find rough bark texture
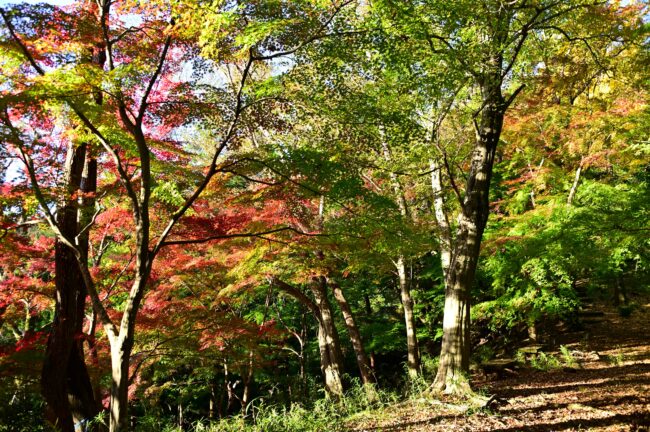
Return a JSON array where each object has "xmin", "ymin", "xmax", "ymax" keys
[
  {"xmin": 41, "ymin": 144, "xmax": 99, "ymax": 431},
  {"xmin": 317, "ymin": 323, "xmax": 344, "ymax": 397},
  {"xmin": 311, "ymin": 277, "xmax": 345, "ymax": 397},
  {"xmin": 433, "ymin": 73, "xmax": 505, "ymax": 393}
]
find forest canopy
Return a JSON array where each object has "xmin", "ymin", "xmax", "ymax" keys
[{"xmin": 0, "ymin": 0, "xmax": 648, "ymax": 431}]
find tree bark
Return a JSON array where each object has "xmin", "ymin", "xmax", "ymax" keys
[
  {"xmin": 271, "ymin": 277, "xmax": 344, "ymax": 397},
  {"xmin": 109, "ymin": 340, "xmax": 131, "ymax": 432},
  {"xmin": 397, "ymin": 256, "xmax": 420, "ymax": 378},
  {"xmin": 107, "ymin": 273, "xmax": 148, "ymax": 432},
  {"xmin": 329, "ymin": 279, "xmax": 375, "ymax": 386},
  {"xmin": 41, "ymin": 143, "xmax": 99, "ymax": 432},
  {"xmin": 430, "ymin": 159, "xmax": 452, "ymax": 279},
  {"xmin": 242, "ymin": 350, "xmax": 254, "ymax": 408},
  {"xmin": 316, "ymin": 322, "xmax": 344, "ymax": 397},
  {"xmin": 567, "ymin": 158, "xmax": 584, "ymax": 206},
  {"xmin": 363, "ymin": 294, "xmax": 376, "ymax": 369},
  {"xmin": 433, "ymin": 74, "xmax": 505, "ymax": 394},
  {"xmin": 381, "ymin": 141, "xmax": 421, "ymax": 377},
  {"xmin": 310, "ymin": 276, "xmax": 345, "ymax": 397}
]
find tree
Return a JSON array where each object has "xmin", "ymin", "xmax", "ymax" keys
[{"xmin": 370, "ymin": 0, "xmax": 637, "ymax": 393}]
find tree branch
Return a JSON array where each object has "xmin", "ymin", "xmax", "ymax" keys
[
  {"xmin": 151, "ymin": 50, "xmax": 255, "ymax": 258},
  {"xmin": 160, "ymin": 226, "xmax": 323, "ymax": 247},
  {"xmin": 137, "ymin": 34, "xmax": 172, "ymax": 124}
]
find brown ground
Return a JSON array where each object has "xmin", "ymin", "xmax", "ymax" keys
[{"xmin": 349, "ymin": 298, "xmax": 650, "ymax": 432}]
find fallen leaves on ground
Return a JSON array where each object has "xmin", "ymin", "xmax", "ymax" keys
[{"xmin": 349, "ymin": 298, "xmax": 650, "ymax": 431}]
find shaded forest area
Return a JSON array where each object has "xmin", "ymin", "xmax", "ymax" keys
[{"xmin": 0, "ymin": 0, "xmax": 648, "ymax": 431}]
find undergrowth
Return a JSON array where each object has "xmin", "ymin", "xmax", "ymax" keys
[{"xmin": 136, "ymin": 379, "xmax": 398, "ymax": 432}]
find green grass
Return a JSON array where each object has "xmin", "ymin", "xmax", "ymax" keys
[{"xmin": 140, "ymin": 380, "xmax": 399, "ymax": 432}]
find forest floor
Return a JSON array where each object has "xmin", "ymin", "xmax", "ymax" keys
[{"xmin": 348, "ymin": 297, "xmax": 650, "ymax": 432}]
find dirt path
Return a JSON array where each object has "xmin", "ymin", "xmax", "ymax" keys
[{"xmin": 350, "ymin": 299, "xmax": 650, "ymax": 432}]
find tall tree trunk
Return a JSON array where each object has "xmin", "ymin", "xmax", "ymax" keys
[
  {"xmin": 107, "ymin": 271, "xmax": 148, "ymax": 432},
  {"xmin": 363, "ymin": 294, "xmax": 376, "ymax": 369},
  {"xmin": 614, "ymin": 274, "xmax": 627, "ymax": 306},
  {"xmin": 430, "ymin": 159, "xmax": 452, "ymax": 279},
  {"xmin": 433, "ymin": 76, "xmax": 505, "ymax": 394},
  {"xmin": 209, "ymin": 383, "xmax": 217, "ymax": 420},
  {"xmin": 397, "ymin": 256, "xmax": 420, "ymax": 378},
  {"xmin": 42, "ymin": 143, "xmax": 99, "ymax": 431},
  {"xmin": 381, "ymin": 141, "xmax": 421, "ymax": 377},
  {"xmin": 329, "ymin": 279, "xmax": 375, "ymax": 386}
]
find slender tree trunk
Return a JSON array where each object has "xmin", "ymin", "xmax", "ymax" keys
[
  {"xmin": 433, "ymin": 76, "xmax": 505, "ymax": 394},
  {"xmin": 209, "ymin": 383, "xmax": 217, "ymax": 420},
  {"xmin": 397, "ymin": 257, "xmax": 420, "ymax": 378},
  {"xmin": 614, "ymin": 274, "xmax": 627, "ymax": 306},
  {"xmin": 242, "ymin": 351, "xmax": 254, "ymax": 408},
  {"xmin": 363, "ymin": 294, "xmax": 377, "ymax": 369},
  {"xmin": 329, "ymin": 280, "xmax": 375, "ymax": 386},
  {"xmin": 430, "ymin": 159, "xmax": 452, "ymax": 279},
  {"xmin": 300, "ymin": 313, "xmax": 307, "ymax": 382},
  {"xmin": 224, "ymin": 361, "xmax": 234, "ymax": 413},
  {"xmin": 381, "ymin": 142, "xmax": 421, "ymax": 377},
  {"xmin": 567, "ymin": 158, "xmax": 584, "ymax": 206}
]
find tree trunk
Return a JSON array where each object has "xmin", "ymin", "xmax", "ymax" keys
[
  {"xmin": 433, "ymin": 77, "xmax": 505, "ymax": 394},
  {"xmin": 430, "ymin": 159, "xmax": 452, "ymax": 279},
  {"xmin": 363, "ymin": 294, "xmax": 376, "ymax": 369},
  {"xmin": 329, "ymin": 280, "xmax": 375, "ymax": 386},
  {"xmin": 271, "ymin": 277, "xmax": 344, "ymax": 397},
  {"xmin": 242, "ymin": 351, "xmax": 254, "ymax": 408},
  {"xmin": 317, "ymin": 323, "xmax": 344, "ymax": 397},
  {"xmin": 42, "ymin": 143, "xmax": 99, "ymax": 432},
  {"xmin": 109, "ymin": 341, "xmax": 131, "ymax": 432},
  {"xmin": 567, "ymin": 158, "xmax": 583, "ymax": 206},
  {"xmin": 310, "ymin": 277, "xmax": 345, "ymax": 397},
  {"xmin": 209, "ymin": 383, "xmax": 217, "ymax": 420},
  {"xmin": 397, "ymin": 256, "xmax": 420, "ymax": 378},
  {"xmin": 614, "ymin": 274, "xmax": 627, "ymax": 306},
  {"xmin": 381, "ymin": 142, "xmax": 421, "ymax": 378}
]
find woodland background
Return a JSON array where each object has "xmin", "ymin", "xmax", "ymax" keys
[{"xmin": 0, "ymin": 0, "xmax": 648, "ymax": 431}]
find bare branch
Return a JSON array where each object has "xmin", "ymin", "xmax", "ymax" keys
[
  {"xmin": 251, "ymin": 0, "xmax": 356, "ymax": 61},
  {"xmin": 160, "ymin": 226, "xmax": 323, "ymax": 247},
  {"xmin": 503, "ymin": 83, "xmax": 526, "ymax": 110},
  {"xmin": 151, "ymin": 50, "xmax": 255, "ymax": 258},
  {"xmin": 269, "ymin": 277, "xmax": 321, "ymax": 321},
  {"xmin": 0, "ymin": 8, "xmax": 45, "ymax": 75},
  {"xmin": 0, "ymin": 219, "xmax": 45, "ymax": 240},
  {"xmin": 137, "ymin": 34, "xmax": 172, "ymax": 124}
]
